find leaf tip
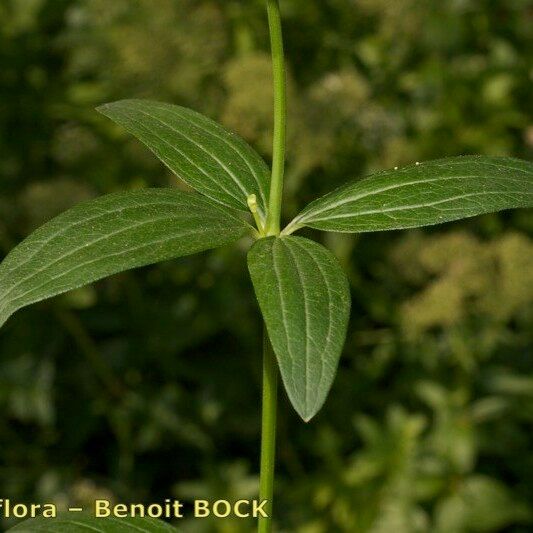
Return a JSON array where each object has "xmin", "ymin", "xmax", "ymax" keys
[
  {"xmin": 95, "ymin": 102, "xmax": 110, "ymax": 113},
  {"xmin": 296, "ymin": 404, "xmax": 319, "ymax": 423},
  {"xmin": 95, "ymin": 99, "xmax": 129, "ymax": 115}
]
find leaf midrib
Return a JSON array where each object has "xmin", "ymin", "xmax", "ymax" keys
[
  {"xmin": 307, "ymin": 190, "xmax": 528, "ymax": 223},
  {"xmin": 147, "ymin": 101, "xmax": 269, "ymax": 210},
  {"xmin": 272, "ymin": 240, "xmax": 298, "ymax": 395},
  {"xmin": 0, "ymin": 198, "xmax": 189, "ymax": 288},
  {"xmin": 133, "ymin": 108, "xmax": 249, "ymax": 201},
  {"xmin": 113, "ymin": 109, "xmax": 244, "ymax": 207},
  {"xmin": 0, "ymin": 224, "xmax": 227, "ymax": 318},
  {"xmin": 280, "ymin": 239, "xmax": 312, "ymax": 413},
  {"xmin": 290, "ymin": 238, "xmax": 335, "ymax": 416},
  {"xmin": 296, "ymin": 173, "xmax": 530, "ymax": 223},
  {"xmin": 0, "ymin": 199, "xmax": 228, "ymax": 299}
]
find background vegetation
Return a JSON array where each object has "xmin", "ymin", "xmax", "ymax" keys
[{"xmin": 0, "ymin": 0, "xmax": 532, "ymax": 531}]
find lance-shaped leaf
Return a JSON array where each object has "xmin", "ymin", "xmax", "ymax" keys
[
  {"xmin": 285, "ymin": 156, "xmax": 533, "ymax": 233},
  {"xmin": 248, "ymin": 236, "xmax": 351, "ymax": 421},
  {"xmin": 98, "ymin": 99, "xmax": 270, "ymax": 218},
  {"xmin": 0, "ymin": 189, "xmax": 248, "ymax": 328},
  {"xmin": 7, "ymin": 515, "xmax": 178, "ymax": 532}
]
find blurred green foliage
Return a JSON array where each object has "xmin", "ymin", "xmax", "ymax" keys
[{"xmin": 0, "ymin": 0, "xmax": 532, "ymax": 531}]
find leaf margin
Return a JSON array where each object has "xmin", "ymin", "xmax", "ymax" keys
[
  {"xmin": 248, "ymin": 235, "xmax": 351, "ymax": 421},
  {"xmin": 284, "ymin": 156, "xmax": 533, "ymax": 234},
  {"xmin": 97, "ymin": 99, "xmax": 271, "ymax": 218},
  {"xmin": 0, "ymin": 188, "xmax": 249, "ymax": 329}
]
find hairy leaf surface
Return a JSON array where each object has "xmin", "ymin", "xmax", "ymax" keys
[
  {"xmin": 0, "ymin": 189, "xmax": 247, "ymax": 328},
  {"xmin": 286, "ymin": 156, "xmax": 533, "ymax": 233},
  {"xmin": 248, "ymin": 236, "xmax": 351, "ymax": 421},
  {"xmin": 98, "ymin": 99, "xmax": 270, "ymax": 217},
  {"xmin": 7, "ymin": 515, "xmax": 177, "ymax": 532}
]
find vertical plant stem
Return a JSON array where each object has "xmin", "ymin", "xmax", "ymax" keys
[
  {"xmin": 259, "ymin": 327, "xmax": 278, "ymax": 533},
  {"xmin": 259, "ymin": 2, "xmax": 286, "ymax": 530},
  {"xmin": 265, "ymin": 0, "xmax": 287, "ymax": 236}
]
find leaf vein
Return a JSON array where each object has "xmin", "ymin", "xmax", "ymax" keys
[
  {"xmin": 309, "ymin": 190, "xmax": 528, "ymax": 222},
  {"xmin": 149, "ymin": 102, "xmax": 269, "ymax": 212},
  {"xmin": 132, "ymin": 108, "xmax": 250, "ymax": 205}
]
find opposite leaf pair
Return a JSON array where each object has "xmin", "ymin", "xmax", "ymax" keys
[{"xmin": 1, "ymin": 99, "xmax": 532, "ymax": 422}]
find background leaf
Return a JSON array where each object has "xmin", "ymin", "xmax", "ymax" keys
[
  {"xmin": 0, "ymin": 189, "xmax": 247, "ymax": 328},
  {"xmin": 248, "ymin": 236, "xmax": 351, "ymax": 421},
  {"xmin": 7, "ymin": 515, "xmax": 177, "ymax": 532},
  {"xmin": 98, "ymin": 100, "xmax": 271, "ymax": 217},
  {"xmin": 435, "ymin": 476, "xmax": 531, "ymax": 532},
  {"xmin": 287, "ymin": 156, "xmax": 533, "ymax": 233}
]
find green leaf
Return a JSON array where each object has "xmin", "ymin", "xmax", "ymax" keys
[
  {"xmin": 7, "ymin": 515, "xmax": 178, "ymax": 532},
  {"xmin": 286, "ymin": 156, "xmax": 533, "ymax": 233},
  {"xmin": 0, "ymin": 189, "xmax": 248, "ymax": 328},
  {"xmin": 248, "ymin": 236, "xmax": 351, "ymax": 421},
  {"xmin": 98, "ymin": 99, "xmax": 270, "ymax": 218}
]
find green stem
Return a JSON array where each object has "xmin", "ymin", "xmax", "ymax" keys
[
  {"xmin": 265, "ymin": 0, "xmax": 287, "ymax": 236},
  {"xmin": 258, "ymin": 327, "xmax": 278, "ymax": 533},
  {"xmin": 258, "ymin": 3, "xmax": 286, "ymax": 530}
]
